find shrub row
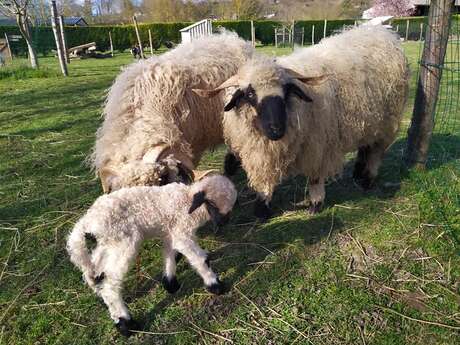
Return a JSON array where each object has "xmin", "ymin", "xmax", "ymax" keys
[{"xmin": 1, "ymin": 15, "xmax": 458, "ymax": 57}]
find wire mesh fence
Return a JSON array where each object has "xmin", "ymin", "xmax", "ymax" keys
[{"xmin": 405, "ymin": 0, "xmax": 459, "ymax": 167}]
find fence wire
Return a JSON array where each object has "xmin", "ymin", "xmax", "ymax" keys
[{"xmin": 408, "ymin": 6, "xmax": 460, "ymax": 164}]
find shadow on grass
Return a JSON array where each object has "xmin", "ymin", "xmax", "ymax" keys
[{"xmin": 133, "ymin": 133, "xmax": 460, "ymax": 332}]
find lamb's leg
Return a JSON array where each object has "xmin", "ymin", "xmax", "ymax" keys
[
  {"xmin": 353, "ymin": 145, "xmax": 370, "ymax": 180},
  {"xmin": 95, "ymin": 241, "xmax": 140, "ymax": 337},
  {"xmin": 172, "ymin": 237, "xmax": 225, "ymax": 295},
  {"xmin": 224, "ymin": 151, "xmax": 241, "ymax": 176},
  {"xmin": 161, "ymin": 240, "xmax": 181, "ymax": 294},
  {"xmin": 308, "ymin": 178, "xmax": 325, "ymax": 215},
  {"xmin": 254, "ymin": 193, "xmax": 273, "ymax": 221}
]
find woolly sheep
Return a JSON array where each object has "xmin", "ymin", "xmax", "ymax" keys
[
  {"xmin": 66, "ymin": 175, "xmax": 237, "ymax": 336},
  {"xmin": 195, "ymin": 26, "xmax": 410, "ymax": 219},
  {"xmin": 91, "ymin": 32, "xmax": 253, "ymax": 193}
]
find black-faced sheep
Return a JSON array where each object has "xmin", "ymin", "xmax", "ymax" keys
[
  {"xmin": 91, "ymin": 32, "xmax": 253, "ymax": 193},
  {"xmin": 195, "ymin": 26, "xmax": 410, "ymax": 219},
  {"xmin": 67, "ymin": 175, "xmax": 237, "ymax": 336}
]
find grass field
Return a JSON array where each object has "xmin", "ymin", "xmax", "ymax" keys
[{"xmin": 0, "ymin": 43, "xmax": 459, "ymax": 345}]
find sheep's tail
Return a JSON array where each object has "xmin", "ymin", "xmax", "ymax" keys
[{"xmin": 66, "ymin": 221, "xmax": 104, "ymax": 287}]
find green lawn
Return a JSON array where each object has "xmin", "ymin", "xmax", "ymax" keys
[{"xmin": 0, "ymin": 43, "xmax": 459, "ymax": 345}]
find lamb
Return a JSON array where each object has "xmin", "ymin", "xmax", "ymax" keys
[
  {"xmin": 66, "ymin": 175, "xmax": 237, "ymax": 336},
  {"xmin": 194, "ymin": 26, "xmax": 410, "ymax": 219},
  {"xmin": 91, "ymin": 31, "xmax": 253, "ymax": 193}
]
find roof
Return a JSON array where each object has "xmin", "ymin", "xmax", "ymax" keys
[{"xmin": 63, "ymin": 17, "xmax": 88, "ymax": 26}]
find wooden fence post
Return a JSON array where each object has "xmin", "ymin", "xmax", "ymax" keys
[
  {"xmin": 275, "ymin": 28, "xmax": 278, "ymax": 48},
  {"xmin": 4, "ymin": 33, "xmax": 12, "ymax": 61},
  {"xmin": 323, "ymin": 19, "xmax": 327, "ymax": 39},
  {"xmin": 148, "ymin": 29, "xmax": 153, "ymax": 56},
  {"xmin": 405, "ymin": 19, "xmax": 410, "ymax": 41},
  {"xmin": 312, "ymin": 25, "xmax": 315, "ymax": 45},
  {"xmin": 301, "ymin": 27, "xmax": 304, "ymax": 46},
  {"xmin": 50, "ymin": 0, "xmax": 68, "ymax": 76},
  {"xmin": 133, "ymin": 15, "xmax": 145, "ymax": 59},
  {"xmin": 419, "ymin": 23, "xmax": 424, "ymax": 41},
  {"xmin": 58, "ymin": 16, "xmax": 69, "ymax": 64},
  {"xmin": 109, "ymin": 31, "xmax": 114, "ymax": 57},
  {"xmin": 250, "ymin": 20, "xmax": 255, "ymax": 47},
  {"xmin": 405, "ymin": 0, "xmax": 454, "ymax": 168}
]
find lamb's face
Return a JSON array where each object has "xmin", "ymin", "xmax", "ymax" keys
[{"xmin": 188, "ymin": 175, "xmax": 237, "ymax": 227}]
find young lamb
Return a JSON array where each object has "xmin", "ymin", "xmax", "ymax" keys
[
  {"xmin": 195, "ymin": 25, "xmax": 410, "ymax": 219},
  {"xmin": 66, "ymin": 175, "xmax": 237, "ymax": 336},
  {"xmin": 91, "ymin": 31, "xmax": 253, "ymax": 193}
]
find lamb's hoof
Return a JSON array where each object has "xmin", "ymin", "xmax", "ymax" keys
[
  {"xmin": 308, "ymin": 201, "xmax": 323, "ymax": 215},
  {"xmin": 175, "ymin": 252, "xmax": 183, "ymax": 263},
  {"xmin": 162, "ymin": 275, "xmax": 181, "ymax": 294},
  {"xmin": 206, "ymin": 278, "xmax": 226, "ymax": 295},
  {"xmin": 224, "ymin": 153, "xmax": 241, "ymax": 176},
  {"xmin": 116, "ymin": 317, "xmax": 139, "ymax": 337},
  {"xmin": 254, "ymin": 199, "xmax": 272, "ymax": 221}
]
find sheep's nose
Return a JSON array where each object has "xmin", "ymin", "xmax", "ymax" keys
[{"xmin": 269, "ymin": 125, "xmax": 281, "ymax": 134}]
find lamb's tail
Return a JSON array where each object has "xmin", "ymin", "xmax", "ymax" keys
[{"xmin": 66, "ymin": 221, "xmax": 105, "ymax": 287}]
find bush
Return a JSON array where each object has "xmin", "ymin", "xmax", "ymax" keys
[{"xmin": 1, "ymin": 15, "xmax": 457, "ymax": 56}]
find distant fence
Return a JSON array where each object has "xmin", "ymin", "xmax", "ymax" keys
[
  {"xmin": 0, "ymin": 15, "xmax": 459, "ymax": 56},
  {"xmin": 180, "ymin": 19, "xmax": 212, "ymax": 43}
]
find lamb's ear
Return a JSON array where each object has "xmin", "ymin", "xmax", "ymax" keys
[
  {"xmin": 285, "ymin": 82, "xmax": 313, "ymax": 103},
  {"xmin": 192, "ymin": 75, "xmax": 240, "ymax": 98},
  {"xmin": 285, "ymin": 68, "xmax": 329, "ymax": 86},
  {"xmin": 189, "ymin": 191, "xmax": 206, "ymax": 214},
  {"xmin": 224, "ymin": 89, "xmax": 245, "ymax": 111},
  {"xmin": 99, "ymin": 167, "xmax": 119, "ymax": 193}
]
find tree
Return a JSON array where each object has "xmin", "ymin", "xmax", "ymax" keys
[
  {"xmin": 0, "ymin": 0, "xmax": 39, "ymax": 68},
  {"xmin": 369, "ymin": 0, "xmax": 415, "ymax": 17}
]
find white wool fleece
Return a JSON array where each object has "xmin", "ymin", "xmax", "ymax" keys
[{"xmin": 67, "ymin": 175, "xmax": 237, "ymax": 324}]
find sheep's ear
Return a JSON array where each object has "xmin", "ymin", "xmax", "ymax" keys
[
  {"xmin": 192, "ymin": 75, "xmax": 240, "ymax": 98},
  {"xmin": 285, "ymin": 83, "xmax": 313, "ymax": 103},
  {"xmin": 285, "ymin": 68, "xmax": 329, "ymax": 86},
  {"xmin": 224, "ymin": 89, "xmax": 245, "ymax": 111},
  {"xmin": 189, "ymin": 191, "xmax": 206, "ymax": 214},
  {"xmin": 99, "ymin": 168, "xmax": 119, "ymax": 193}
]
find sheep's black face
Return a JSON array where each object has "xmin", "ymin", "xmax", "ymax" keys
[
  {"xmin": 224, "ymin": 83, "xmax": 312, "ymax": 141},
  {"xmin": 257, "ymin": 96, "xmax": 286, "ymax": 141}
]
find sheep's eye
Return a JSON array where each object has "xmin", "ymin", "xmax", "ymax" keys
[{"xmin": 245, "ymin": 85, "xmax": 257, "ymax": 105}]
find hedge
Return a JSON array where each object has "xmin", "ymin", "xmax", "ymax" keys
[{"xmin": 1, "ymin": 15, "xmax": 459, "ymax": 57}]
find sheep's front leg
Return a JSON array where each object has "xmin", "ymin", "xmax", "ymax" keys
[
  {"xmin": 308, "ymin": 178, "xmax": 325, "ymax": 215},
  {"xmin": 254, "ymin": 192, "xmax": 273, "ymax": 221},
  {"xmin": 161, "ymin": 240, "xmax": 181, "ymax": 294},
  {"xmin": 172, "ymin": 237, "xmax": 225, "ymax": 295}
]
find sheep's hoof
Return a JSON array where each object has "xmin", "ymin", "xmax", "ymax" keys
[
  {"xmin": 254, "ymin": 199, "xmax": 273, "ymax": 221},
  {"xmin": 115, "ymin": 317, "xmax": 139, "ymax": 337},
  {"xmin": 206, "ymin": 278, "xmax": 226, "ymax": 295},
  {"xmin": 224, "ymin": 153, "xmax": 241, "ymax": 176},
  {"xmin": 308, "ymin": 201, "xmax": 323, "ymax": 215},
  {"xmin": 162, "ymin": 275, "xmax": 181, "ymax": 294}
]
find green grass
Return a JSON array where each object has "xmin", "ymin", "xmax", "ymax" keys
[{"xmin": 0, "ymin": 44, "xmax": 459, "ymax": 345}]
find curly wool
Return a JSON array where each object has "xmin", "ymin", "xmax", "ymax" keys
[
  {"xmin": 223, "ymin": 26, "xmax": 410, "ymax": 198},
  {"xmin": 91, "ymin": 32, "xmax": 253, "ymax": 191},
  {"xmin": 66, "ymin": 175, "xmax": 237, "ymax": 325}
]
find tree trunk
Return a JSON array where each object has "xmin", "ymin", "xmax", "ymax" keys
[
  {"xmin": 16, "ymin": 13, "xmax": 39, "ymax": 69},
  {"xmin": 405, "ymin": 0, "xmax": 453, "ymax": 168}
]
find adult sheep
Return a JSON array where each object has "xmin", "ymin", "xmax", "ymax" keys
[
  {"xmin": 91, "ymin": 32, "xmax": 253, "ymax": 193},
  {"xmin": 195, "ymin": 26, "xmax": 410, "ymax": 219}
]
